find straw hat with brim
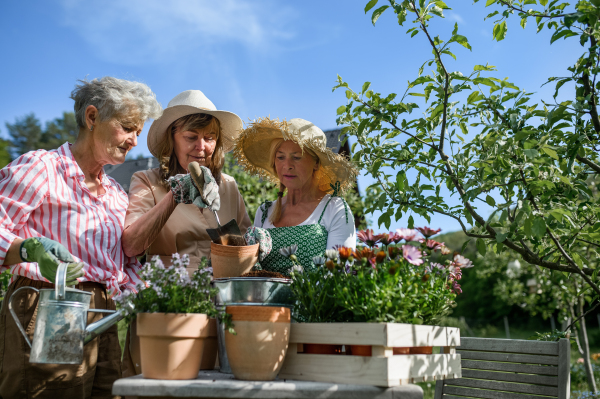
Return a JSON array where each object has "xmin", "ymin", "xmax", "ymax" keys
[
  {"xmin": 233, "ymin": 117, "xmax": 358, "ymax": 194},
  {"xmin": 147, "ymin": 90, "xmax": 243, "ymax": 157}
]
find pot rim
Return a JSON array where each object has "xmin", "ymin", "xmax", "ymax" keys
[{"xmin": 212, "ymin": 277, "xmax": 291, "ymax": 284}]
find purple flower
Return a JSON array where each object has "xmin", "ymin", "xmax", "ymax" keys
[
  {"xmin": 402, "ymin": 245, "xmax": 423, "ymax": 266},
  {"xmin": 430, "ymin": 262, "xmax": 445, "ymax": 270}
]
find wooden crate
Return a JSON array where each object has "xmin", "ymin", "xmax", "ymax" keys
[{"xmin": 279, "ymin": 323, "xmax": 461, "ymax": 387}]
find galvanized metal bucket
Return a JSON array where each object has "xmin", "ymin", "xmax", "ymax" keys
[
  {"xmin": 8, "ymin": 262, "xmax": 122, "ymax": 364},
  {"xmin": 212, "ymin": 277, "xmax": 294, "ymax": 373}
]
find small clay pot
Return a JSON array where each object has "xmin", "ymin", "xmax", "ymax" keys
[
  {"xmin": 393, "ymin": 347, "xmax": 410, "ymax": 355},
  {"xmin": 348, "ymin": 345, "xmax": 372, "ymax": 357},
  {"xmin": 225, "ymin": 306, "xmax": 290, "ymax": 381},
  {"xmin": 211, "ymin": 242, "xmax": 259, "ymax": 278},
  {"xmin": 409, "ymin": 346, "xmax": 433, "ymax": 354},
  {"xmin": 303, "ymin": 344, "xmax": 343, "ymax": 355},
  {"xmin": 137, "ymin": 313, "xmax": 217, "ymax": 380}
]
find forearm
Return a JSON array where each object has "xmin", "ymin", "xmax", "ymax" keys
[
  {"xmin": 3, "ymin": 238, "xmax": 24, "ymax": 266},
  {"xmin": 122, "ymin": 191, "xmax": 178, "ymax": 257}
]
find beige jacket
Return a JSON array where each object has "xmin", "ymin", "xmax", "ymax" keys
[{"xmin": 125, "ymin": 168, "xmax": 251, "ymax": 274}]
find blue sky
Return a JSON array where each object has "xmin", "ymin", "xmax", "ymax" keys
[{"xmin": 0, "ymin": 0, "xmax": 583, "ymax": 234}]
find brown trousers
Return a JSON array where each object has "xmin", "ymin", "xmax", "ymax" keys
[{"xmin": 0, "ymin": 277, "xmax": 122, "ymax": 399}]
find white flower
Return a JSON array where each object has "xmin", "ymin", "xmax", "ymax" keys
[
  {"xmin": 325, "ymin": 249, "xmax": 338, "ymax": 260},
  {"xmin": 312, "ymin": 256, "xmax": 326, "ymax": 266},
  {"xmin": 279, "ymin": 244, "xmax": 298, "ymax": 258},
  {"xmin": 453, "ymin": 254, "xmax": 473, "ymax": 269},
  {"xmin": 290, "ymin": 265, "xmax": 304, "ymax": 274}
]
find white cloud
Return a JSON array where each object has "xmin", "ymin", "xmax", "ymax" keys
[
  {"xmin": 446, "ymin": 11, "xmax": 465, "ymax": 25},
  {"xmin": 58, "ymin": 0, "xmax": 296, "ymax": 65}
]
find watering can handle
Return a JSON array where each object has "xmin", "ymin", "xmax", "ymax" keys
[
  {"xmin": 55, "ymin": 261, "xmax": 68, "ymax": 300},
  {"xmin": 8, "ymin": 286, "xmax": 40, "ymax": 348}
]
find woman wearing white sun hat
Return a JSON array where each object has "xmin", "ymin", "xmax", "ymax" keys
[{"xmin": 121, "ymin": 90, "xmax": 251, "ymax": 377}]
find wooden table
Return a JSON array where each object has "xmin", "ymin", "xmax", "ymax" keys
[{"xmin": 112, "ymin": 370, "xmax": 424, "ymax": 399}]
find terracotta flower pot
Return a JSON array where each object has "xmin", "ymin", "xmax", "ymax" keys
[
  {"xmin": 211, "ymin": 242, "xmax": 259, "ymax": 278},
  {"xmin": 303, "ymin": 344, "xmax": 343, "ymax": 355},
  {"xmin": 393, "ymin": 347, "xmax": 410, "ymax": 355},
  {"xmin": 409, "ymin": 346, "xmax": 433, "ymax": 354},
  {"xmin": 137, "ymin": 313, "xmax": 217, "ymax": 380},
  {"xmin": 348, "ymin": 345, "xmax": 372, "ymax": 357},
  {"xmin": 225, "ymin": 306, "xmax": 290, "ymax": 381}
]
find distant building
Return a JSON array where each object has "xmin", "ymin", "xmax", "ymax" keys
[{"xmin": 106, "ymin": 129, "xmax": 353, "ymax": 194}]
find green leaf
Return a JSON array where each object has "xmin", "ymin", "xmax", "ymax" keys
[
  {"xmin": 524, "ymin": 217, "xmax": 532, "ymax": 236},
  {"xmin": 572, "ymin": 252, "xmax": 584, "ymax": 269},
  {"xmin": 451, "ymin": 34, "xmax": 472, "ymax": 50},
  {"xmin": 336, "ymin": 105, "xmax": 346, "ymax": 115},
  {"xmin": 541, "ymin": 146, "xmax": 559, "ymax": 160},
  {"xmin": 371, "ymin": 5, "xmax": 389, "ymax": 26},
  {"xmin": 364, "ymin": 0, "xmax": 379, "ymax": 13},
  {"xmin": 396, "ymin": 171, "xmax": 405, "ymax": 191},
  {"xmin": 408, "ymin": 215, "xmax": 415, "ymax": 229},
  {"xmin": 524, "ymin": 149, "xmax": 539, "ymax": 159},
  {"xmin": 520, "ymin": 17, "xmax": 527, "ymax": 29},
  {"xmin": 496, "ymin": 233, "xmax": 508, "ymax": 243},
  {"xmin": 430, "ymin": 6, "xmax": 444, "ymax": 17},
  {"xmin": 493, "ymin": 21, "xmax": 507, "ymax": 42},
  {"xmin": 362, "ymin": 81, "xmax": 372, "ymax": 94},
  {"xmin": 532, "ymin": 217, "xmax": 547, "ymax": 238},
  {"xmin": 476, "ymin": 238, "xmax": 487, "ymax": 256},
  {"xmin": 486, "ymin": 195, "xmax": 496, "ymax": 207}
]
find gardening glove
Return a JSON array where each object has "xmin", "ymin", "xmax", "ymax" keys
[
  {"xmin": 168, "ymin": 167, "xmax": 220, "ymax": 212},
  {"xmin": 20, "ymin": 237, "xmax": 84, "ymax": 286},
  {"xmin": 244, "ymin": 226, "xmax": 272, "ymax": 262}
]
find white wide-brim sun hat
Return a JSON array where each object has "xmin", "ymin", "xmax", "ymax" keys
[{"xmin": 147, "ymin": 90, "xmax": 243, "ymax": 157}]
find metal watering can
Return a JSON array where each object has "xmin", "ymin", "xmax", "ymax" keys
[{"xmin": 8, "ymin": 262, "xmax": 126, "ymax": 364}]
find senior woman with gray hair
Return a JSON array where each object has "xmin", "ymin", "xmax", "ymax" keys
[{"xmin": 0, "ymin": 76, "xmax": 162, "ymax": 399}]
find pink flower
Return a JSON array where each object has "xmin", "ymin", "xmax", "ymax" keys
[
  {"xmin": 396, "ymin": 228, "xmax": 420, "ymax": 242},
  {"xmin": 416, "ymin": 227, "xmax": 442, "ymax": 238},
  {"xmin": 422, "ymin": 239, "xmax": 443, "ymax": 250},
  {"xmin": 451, "ymin": 280, "xmax": 463, "ymax": 294},
  {"xmin": 402, "ymin": 245, "xmax": 423, "ymax": 266},
  {"xmin": 390, "ymin": 232, "xmax": 403, "ymax": 243},
  {"xmin": 357, "ymin": 229, "xmax": 384, "ymax": 247},
  {"xmin": 453, "ymin": 254, "xmax": 473, "ymax": 269}
]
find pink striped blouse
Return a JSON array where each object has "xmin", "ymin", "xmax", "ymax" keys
[{"xmin": 0, "ymin": 142, "xmax": 143, "ymax": 296}]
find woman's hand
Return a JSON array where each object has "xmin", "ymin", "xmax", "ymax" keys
[
  {"xmin": 168, "ymin": 167, "xmax": 220, "ymax": 211},
  {"xmin": 20, "ymin": 237, "xmax": 84, "ymax": 285}
]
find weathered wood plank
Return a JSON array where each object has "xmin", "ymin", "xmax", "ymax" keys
[
  {"xmin": 557, "ymin": 338, "xmax": 570, "ymax": 399},
  {"xmin": 288, "ymin": 323, "xmax": 459, "ymax": 346},
  {"xmin": 434, "ymin": 381, "xmax": 444, "ymax": 399},
  {"xmin": 445, "ymin": 378, "xmax": 558, "ymax": 396},
  {"xmin": 462, "ymin": 360, "xmax": 558, "ymax": 375},
  {"xmin": 444, "ymin": 385, "xmax": 557, "ymax": 399},
  {"xmin": 457, "ymin": 350, "xmax": 559, "ymax": 365},
  {"xmin": 460, "ymin": 368, "xmax": 558, "ymax": 386},
  {"xmin": 280, "ymin": 352, "xmax": 460, "ymax": 387},
  {"xmin": 459, "ymin": 337, "xmax": 558, "ymax": 356}
]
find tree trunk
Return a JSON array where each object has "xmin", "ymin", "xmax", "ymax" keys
[{"xmin": 578, "ymin": 297, "xmax": 597, "ymax": 392}]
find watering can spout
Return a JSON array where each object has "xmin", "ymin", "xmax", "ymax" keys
[{"xmin": 84, "ymin": 308, "xmax": 126, "ymax": 344}]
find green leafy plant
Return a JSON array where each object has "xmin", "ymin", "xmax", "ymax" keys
[
  {"xmin": 114, "ymin": 254, "xmax": 232, "ymax": 331},
  {"xmin": 288, "ymin": 227, "xmax": 471, "ymax": 324},
  {"xmin": 333, "ymin": 0, "xmax": 600, "ymax": 300}
]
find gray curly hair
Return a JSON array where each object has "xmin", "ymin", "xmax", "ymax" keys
[{"xmin": 70, "ymin": 77, "xmax": 163, "ymax": 128}]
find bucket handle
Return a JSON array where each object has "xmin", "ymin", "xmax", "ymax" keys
[{"xmin": 8, "ymin": 286, "xmax": 40, "ymax": 348}]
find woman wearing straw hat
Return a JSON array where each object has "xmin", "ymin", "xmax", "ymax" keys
[
  {"xmin": 121, "ymin": 90, "xmax": 251, "ymax": 376},
  {"xmin": 233, "ymin": 118, "xmax": 358, "ymax": 276}
]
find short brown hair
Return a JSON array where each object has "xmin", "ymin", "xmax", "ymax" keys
[{"xmin": 155, "ymin": 113, "xmax": 224, "ymax": 186}]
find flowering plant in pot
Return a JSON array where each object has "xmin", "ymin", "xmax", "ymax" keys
[
  {"xmin": 115, "ymin": 254, "xmax": 232, "ymax": 379},
  {"xmin": 287, "ymin": 227, "xmax": 472, "ymax": 355}
]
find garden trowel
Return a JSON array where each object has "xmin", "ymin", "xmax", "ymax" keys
[{"xmin": 188, "ymin": 162, "xmax": 247, "ymax": 246}]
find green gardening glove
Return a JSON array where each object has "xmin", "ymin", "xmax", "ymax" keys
[{"xmin": 20, "ymin": 237, "xmax": 84, "ymax": 286}]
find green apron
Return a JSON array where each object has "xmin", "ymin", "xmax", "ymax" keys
[{"xmin": 258, "ymin": 200, "xmax": 333, "ymax": 276}]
